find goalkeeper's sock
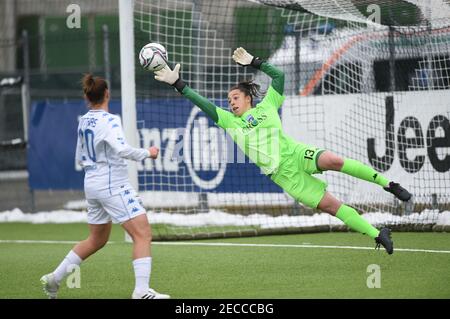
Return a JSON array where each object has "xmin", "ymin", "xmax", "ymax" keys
[
  {"xmin": 52, "ymin": 250, "xmax": 83, "ymax": 284},
  {"xmin": 133, "ymin": 257, "xmax": 152, "ymax": 294},
  {"xmin": 336, "ymin": 205, "xmax": 380, "ymax": 239},
  {"xmin": 341, "ymin": 158, "xmax": 389, "ymax": 188}
]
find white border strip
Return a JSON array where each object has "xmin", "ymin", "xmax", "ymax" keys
[{"xmin": 1, "ymin": 240, "xmax": 449, "ymax": 254}]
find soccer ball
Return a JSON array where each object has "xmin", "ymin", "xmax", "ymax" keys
[{"xmin": 139, "ymin": 43, "xmax": 168, "ymax": 72}]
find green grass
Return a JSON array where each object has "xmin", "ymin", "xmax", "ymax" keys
[
  {"xmin": 0, "ymin": 223, "xmax": 449, "ymax": 299},
  {"xmin": 0, "ymin": 222, "xmax": 261, "ymax": 241}
]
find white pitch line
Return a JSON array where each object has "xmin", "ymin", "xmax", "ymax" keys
[
  {"xmin": 153, "ymin": 241, "xmax": 450, "ymax": 254},
  {"xmin": 2, "ymin": 239, "xmax": 448, "ymax": 254}
]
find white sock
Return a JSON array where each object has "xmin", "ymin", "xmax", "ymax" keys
[
  {"xmin": 133, "ymin": 257, "xmax": 152, "ymax": 294},
  {"xmin": 52, "ymin": 250, "xmax": 83, "ymax": 284}
]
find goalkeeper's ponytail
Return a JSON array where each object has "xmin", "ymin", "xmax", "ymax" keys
[{"xmin": 230, "ymin": 80, "xmax": 264, "ymax": 106}]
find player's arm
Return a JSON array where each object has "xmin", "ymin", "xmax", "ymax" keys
[
  {"xmin": 154, "ymin": 65, "xmax": 236, "ymax": 128},
  {"xmin": 104, "ymin": 116, "xmax": 158, "ymax": 160},
  {"xmin": 232, "ymin": 47, "xmax": 284, "ymax": 96},
  {"xmin": 75, "ymin": 125, "xmax": 84, "ymax": 167}
]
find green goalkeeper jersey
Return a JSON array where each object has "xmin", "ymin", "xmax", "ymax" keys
[{"xmin": 181, "ymin": 62, "xmax": 299, "ymax": 175}]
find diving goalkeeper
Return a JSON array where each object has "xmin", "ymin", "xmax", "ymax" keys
[{"xmin": 154, "ymin": 47, "xmax": 412, "ymax": 254}]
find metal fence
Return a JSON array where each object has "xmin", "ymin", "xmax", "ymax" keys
[{"xmin": 0, "ymin": 24, "xmax": 117, "ymax": 213}]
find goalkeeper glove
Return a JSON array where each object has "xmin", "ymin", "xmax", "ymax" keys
[
  {"xmin": 154, "ymin": 64, "xmax": 186, "ymax": 93},
  {"xmin": 232, "ymin": 47, "xmax": 263, "ymax": 69}
]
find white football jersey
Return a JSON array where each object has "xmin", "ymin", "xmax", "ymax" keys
[{"xmin": 75, "ymin": 109, "xmax": 149, "ymax": 199}]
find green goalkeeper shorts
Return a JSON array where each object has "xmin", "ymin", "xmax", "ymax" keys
[{"xmin": 270, "ymin": 143, "xmax": 327, "ymax": 209}]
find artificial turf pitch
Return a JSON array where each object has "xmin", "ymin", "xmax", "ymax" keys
[{"xmin": 0, "ymin": 223, "xmax": 449, "ymax": 299}]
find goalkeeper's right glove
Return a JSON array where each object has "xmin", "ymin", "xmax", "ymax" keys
[
  {"xmin": 232, "ymin": 47, "xmax": 263, "ymax": 69},
  {"xmin": 154, "ymin": 64, "xmax": 186, "ymax": 93}
]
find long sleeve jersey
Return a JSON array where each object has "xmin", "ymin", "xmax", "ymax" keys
[
  {"xmin": 75, "ymin": 109, "xmax": 150, "ymax": 198},
  {"xmin": 179, "ymin": 62, "xmax": 299, "ymax": 175}
]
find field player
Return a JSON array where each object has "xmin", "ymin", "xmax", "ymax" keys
[{"xmin": 40, "ymin": 74, "xmax": 170, "ymax": 299}]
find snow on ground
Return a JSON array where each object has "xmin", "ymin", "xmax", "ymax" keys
[{"xmin": 0, "ymin": 208, "xmax": 448, "ymax": 228}]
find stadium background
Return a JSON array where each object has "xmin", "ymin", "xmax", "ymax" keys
[
  {"xmin": 1, "ymin": 0, "xmax": 449, "ymax": 234},
  {"xmin": 0, "ymin": 0, "xmax": 449, "ymax": 299},
  {"xmin": 0, "ymin": 0, "xmax": 287, "ymax": 213}
]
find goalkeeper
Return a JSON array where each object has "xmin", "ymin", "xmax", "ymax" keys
[{"xmin": 154, "ymin": 47, "xmax": 412, "ymax": 255}]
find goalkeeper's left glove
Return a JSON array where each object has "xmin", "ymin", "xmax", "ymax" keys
[
  {"xmin": 232, "ymin": 47, "xmax": 263, "ymax": 69},
  {"xmin": 154, "ymin": 64, "xmax": 186, "ymax": 93}
]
